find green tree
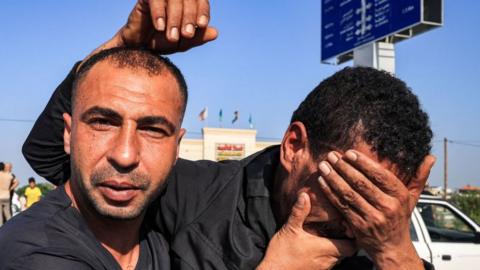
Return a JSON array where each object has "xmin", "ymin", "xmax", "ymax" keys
[
  {"xmin": 16, "ymin": 182, "xmax": 56, "ymax": 197},
  {"xmin": 449, "ymin": 192, "xmax": 480, "ymax": 225}
]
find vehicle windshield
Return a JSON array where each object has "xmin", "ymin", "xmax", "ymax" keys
[{"xmin": 417, "ymin": 202, "xmax": 477, "ymax": 243}]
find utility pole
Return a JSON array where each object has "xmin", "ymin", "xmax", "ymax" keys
[{"xmin": 443, "ymin": 137, "xmax": 448, "ymax": 199}]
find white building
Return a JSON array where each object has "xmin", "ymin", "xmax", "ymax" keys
[{"xmin": 179, "ymin": 127, "xmax": 279, "ymax": 161}]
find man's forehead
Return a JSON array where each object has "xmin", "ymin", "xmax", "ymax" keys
[
  {"xmin": 79, "ymin": 60, "xmax": 179, "ymax": 93},
  {"xmin": 75, "ymin": 61, "xmax": 183, "ymax": 117}
]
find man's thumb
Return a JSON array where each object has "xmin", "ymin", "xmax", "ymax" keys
[{"xmin": 285, "ymin": 192, "xmax": 311, "ymax": 230}]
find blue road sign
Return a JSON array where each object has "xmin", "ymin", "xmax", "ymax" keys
[{"xmin": 322, "ymin": 0, "xmax": 422, "ymax": 61}]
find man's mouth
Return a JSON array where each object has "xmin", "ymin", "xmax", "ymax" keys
[{"xmin": 97, "ymin": 180, "xmax": 141, "ymax": 203}]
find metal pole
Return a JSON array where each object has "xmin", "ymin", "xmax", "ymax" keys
[
  {"xmin": 353, "ymin": 42, "xmax": 395, "ymax": 75},
  {"xmin": 443, "ymin": 138, "xmax": 448, "ymax": 199}
]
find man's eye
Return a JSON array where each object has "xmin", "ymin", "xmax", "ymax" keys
[
  {"xmin": 139, "ymin": 126, "xmax": 167, "ymax": 137},
  {"xmin": 88, "ymin": 118, "xmax": 114, "ymax": 129}
]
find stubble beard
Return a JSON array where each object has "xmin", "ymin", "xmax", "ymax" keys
[{"xmin": 71, "ymin": 163, "xmax": 156, "ymax": 221}]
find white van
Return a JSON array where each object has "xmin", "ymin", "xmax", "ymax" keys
[{"xmin": 412, "ymin": 195, "xmax": 480, "ymax": 270}]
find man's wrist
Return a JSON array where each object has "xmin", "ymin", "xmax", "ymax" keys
[{"xmin": 371, "ymin": 242, "xmax": 424, "ymax": 270}]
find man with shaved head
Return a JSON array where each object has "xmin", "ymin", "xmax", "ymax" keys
[
  {"xmin": 0, "ymin": 1, "xmax": 216, "ymax": 269},
  {"xmin": 0, "ymin": 47, "xmax": 186, "ymax": 270}
]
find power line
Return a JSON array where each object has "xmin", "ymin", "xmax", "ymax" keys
[
  {"xmin": 449, "ymin": 141, "xmax": 480, "ymax": 148},
  {"xmin": 0, "ymin": 118, "xmax": 34, "ymax": 123},
  {"xmin": 433, "ymin": 139, "xmax": 480, "ymax": 148},
  {"xmin": 454, "ymin": 140, "xmax": 480, "ymax": 143}
]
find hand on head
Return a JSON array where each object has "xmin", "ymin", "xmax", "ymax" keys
[
  {"xmin": 317, "ymin": 150, "xmax": 435, "ymax": 269},
  {"xmin": 81, "ymin": 0, "xmax": 218, "ymax": 70},
  {"xmin": 119, "ymin": 0, "xmax": 218, "ymax": 53}
]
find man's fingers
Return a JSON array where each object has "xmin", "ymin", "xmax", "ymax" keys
[
  {"xmin": 326, "ymin": 152, "xmax": 387, "ymax": 207},
  {"xmin": 407, "ymin": 155, "xmax": 436, "ymax": 208},
  {"xmin": 148, "ymin": 26, "xmax": 217, "ymax": 54},
  {"xmin": 343, "ymin": 150, "xmax": 405, "ymax": 196},
  {"xmin": 149, "ymin": 0, "xmax": 167, "ymax": 31},
  {"xmin": 317, "ymin": 172, "xmax": 370, "ymax": 231},
  {"xmin": 119, "ymin": 0, "xmax": 155, "ymax": 46},
  {"xmin": 176, "ymin": 27, "xmax": 217, "ymax": 51},
  {"xmin": 166, "ymin": 0, "xmax": 183, "ymax": 41},
  {"xmin": 196, "ymin": 0, "xmax": 210, "ymax": 27},
  {"xmin": 318, "ymin": 161, "xmax": 377, "ymax": 218},
  {"xmin": 181, "ymin": 0, "xmax": 197, "ymax": 38},
  {"xmin": 285, "ymin": 193, "xmax": 311, "ymax": 230},
  {"xmin": 148, "ymin": 34, "xmax": 177, "ymax": 53}
]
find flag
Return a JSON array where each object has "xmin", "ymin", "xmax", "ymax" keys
[
  {"xmin": 248, "ymin": 114, "xmax": 253, "ymax": 129},
  {"xmin": 231, "ymin": 111, "xmax": 239, "ymax": 124},
  {"xmin": 199, "ymin": 107, "xmax": 208, "ymax": 121},
  {"xmin": 219, "ymin": 109, "xmax": 223, "ymax": 123}
]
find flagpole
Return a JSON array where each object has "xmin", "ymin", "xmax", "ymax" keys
[
  {"xmin": 199, "ymin": 106, "xmax": 208, "ymax": 128},
  {"xmin": 219, "ymin": 109, "xmax": 223, "ymax": 128},
  {"xmin": 231, "ymin": 111, "xmax": 239, "ymax": 128}
]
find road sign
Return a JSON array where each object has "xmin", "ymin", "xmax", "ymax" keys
[{"xmin": 321, "ymin": 0, "xmax": 422, "ymax": 62}]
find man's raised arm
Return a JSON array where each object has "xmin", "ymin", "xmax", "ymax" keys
[
  {"xmin": 22, "ymin": 0, "xmax": 217, "ymax": 185},
  {"xmin": 22, "ymin": 65, "xmax": 76, "ymax": 184}
]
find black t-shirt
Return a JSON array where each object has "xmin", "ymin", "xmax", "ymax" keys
[{"xmin": 0, "ymin": 186, "xmax": 170, "ymax": 270}]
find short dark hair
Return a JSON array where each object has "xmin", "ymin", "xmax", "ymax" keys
[
  {"xmin": 291, "ymin": 67, "xmax": 432, "ymax": 180},
  {"xmin": 28, "ymin": 177, "xmax": 35, "ymax": 183},
  {"xmin": 0, "ymin": 162, "xmax": 4, "ymax": 171},
  {"xmin": 73, "ymin": 47, "xmax": 188, "ymax": 116}
]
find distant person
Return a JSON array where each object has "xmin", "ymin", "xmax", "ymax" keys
[
  {"xmin": 11, "ymin": 192, "xmax": 22, "ymax": 216},
  {"xmin": 4, "ymin": 162, "xmax": 19, "ymax": 216},
  {"xmin": 18, "ymin": 195, "xmax": 27, "ymax": 212},
  {"xmin": 24, "ymin": 177, "xmax": 42, "ymax": 208},
  {"xmin": 0, "ymin": 162, "xmax": 16, "ymax": 225}
]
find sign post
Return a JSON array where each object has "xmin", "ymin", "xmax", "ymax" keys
[
  {"xmin": 353, "ymin": 42, "xmax": 395, "ymax": 74},
  {"xmin": 321, "ymin": 0, "xmax": 443, "ymax": 70}
]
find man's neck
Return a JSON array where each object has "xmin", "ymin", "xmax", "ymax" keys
[
  {"xmin": 271, "ymin": 165, "xmax": 292, "ymax": 226},
  {"xmin": 64, "ymin": 181, "xmax": 143, "ymax": 269}
]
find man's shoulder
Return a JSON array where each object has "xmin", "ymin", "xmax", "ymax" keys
[
  {"xmin": 0, "ymin": 171, "xmax": 13, "ymax": 181},
  {"xmin": 3, "ymin": 252, "xmax": 97, "ymax": 270},
  {"xmin": 171, "ymin": 145, "xmax": 280, "ymax": 187},
  {"xmin": 0, "ymin": 171, "xmax": 12, "ymax": 177},
  {"xmin": 0, "ymin": 187, "xmax": 119, "ymax": 269},
  {"xmin": 0, "ymin": 187, "xmax": 77, "ymax": 266},
  {"xmin": 171, "ymin": 158, "xmax": 244, "ymax": 190},
  {"xmin": 165, "ymin": 146, "xmax": 280, "ymax": 208},
  {"xmin": 2, "ymin": 187, "xmax": 68, "ymax": 228}
]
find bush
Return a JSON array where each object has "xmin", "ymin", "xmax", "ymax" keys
[
  {"xmin": 449, "ymin": 192, "xmax": 480, "ymax": 225},
  {"xmin": 16, "ymin": 182, "xmax": 56, "ymax": 197}
]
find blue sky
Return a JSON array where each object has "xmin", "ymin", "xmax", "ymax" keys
[{"xmin": 1, "ymin": 1, "xmax": 479, "ymax": 189}]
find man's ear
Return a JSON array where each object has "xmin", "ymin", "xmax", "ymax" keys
[
  {"xmin": 280, "ymin": 121, "xmax": 309, "ymax": 172},
  {"xmin": 174, "ymin": 128, "xmax": 186, "ymax": 162},
  {"xmin": 63, "ymin": 113, "xmax": 72, "ymax": 155}
]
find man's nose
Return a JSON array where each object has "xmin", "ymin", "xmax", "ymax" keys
[{"xmin": 107, "ymin": 123, "xmax": 140, "ymax": 172}]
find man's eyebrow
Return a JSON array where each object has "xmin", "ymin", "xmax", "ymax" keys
[
  {"xmin": 80, "ymin": 106, "xmax": 122, "ymax": 122},
  {"xmin": 137, "ymin": 116, "xmax": 177, "ymax": 134}
]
